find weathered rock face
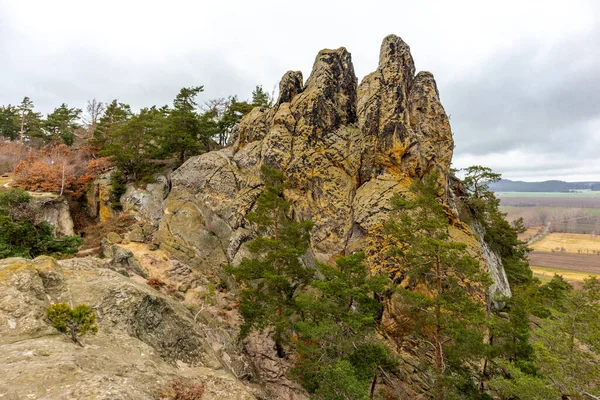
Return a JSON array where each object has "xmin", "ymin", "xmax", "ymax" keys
[
  {"xmin": 156, "ymin": 38, "xmax": 511, "ymax": 397},
  {"xmin": 159, "ymin": 35, "xmax": 456, "ymax": 269},
  {"xmin": 121, "ymin": 176, "xmax": 169, "ymax": 226},
  {"xmin": 86, "ymin": 172, "xmax": 115, "ymax": 222},
  {"xmin": 30, "ymin": 194, "xmax": 75, "ymax": 237},
  {"xmin": 0, "ymin": 256, "xmax": 258, "ymax": 399}
]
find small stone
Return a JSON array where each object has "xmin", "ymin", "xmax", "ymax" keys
[
  {"xmin": 178, "ymin": 283, "xmax": 190, "ymax": 293},
  {"xmin": 128, "ymin": 227, "xmax": 145, "ymax": 243},
  {"xmin": 106, "ymin": 232, "xmax": 122, "ymax": 244}
]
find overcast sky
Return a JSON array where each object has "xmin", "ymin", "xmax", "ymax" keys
[{"xmin": 1, "ymin": 0, "xmax": 598, "ymax": 181}]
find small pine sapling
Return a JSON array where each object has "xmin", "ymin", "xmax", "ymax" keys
[{"xmin": 46, "ymin": 303, "xmax": 98, "ymax": 347}]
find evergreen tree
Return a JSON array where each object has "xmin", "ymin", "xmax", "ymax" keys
[
  {"xmin": 386, "ymin": 174, "xmax": 491, "ymax": 398},
  {"xmin": 216, "ymin": 96, "xmax": 253, "ymax": 146},
  {"xmin": 463, "ymin": 165, "xmax": 532, "ymax": 287},
  {"xmin": 16, "ymin": 97, "xmax": 43, "ymax": 143},
  {"xmin": 293, "ymin": 252, "xmax": 394, "ymax": 398},
  {"xmin": 251, "ymin": 85, "xmax": 270, "ymax": 108},
  {"xmin": 490, "ymin": 276, "xmax": 600, "ymax": 399},
  {"xmin": 0, "ymin": 105, "xmax": 19, "ymax": 140},
  {"xmin": 160, "ymin": 86, "xmax": 205, "ymax": 165},
  {"xmin": 93, "ymin": 100, "xmax": 133, "ymax": 148},
  {"xmin": 44, "ymin": 103, "xmax": 82, "ymax": 145},
  {"xmin": 228, "ymin": 166, "xmax": 314, "ymax": 356},
  {"xmin": 462, "ymin": 165, "xmax": 501, "ymax": 199},
  {"xmin": 100, "ymin": 106, "xmax": 165, "ymax": 181},
  {"xmin": 46, "ymin": 303, "xmax": 97, "ymax": 346}
]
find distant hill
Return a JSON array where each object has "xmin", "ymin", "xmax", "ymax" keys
[{"xmin": 490, "ymin": 179, "xmax": 600, "ymax": 192}]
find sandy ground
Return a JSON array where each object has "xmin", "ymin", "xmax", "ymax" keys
[{"xmin": 118, "ymin": 242, "xmax": 172, "ymax": 284}]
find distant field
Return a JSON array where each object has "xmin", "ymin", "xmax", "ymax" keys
[
  {"xmin": 500, "ymin": 206, "xmax": 600, "ymax": 216},
  {"xmin": 496, "ymin": 191, "xmax": 600, "ymax": 198},
  {"xmin": 518, "ymin": 226, "xmax": 544, "ymax": 242},
  {"xmin": 497, "ymin": 191, "xmax": 600, "ymax": 235},
  {"xmin": 528, "ymin": 251, "xmax": 600, "ymax": 274},
  {"xmin": 531, "ymin": 233, "xmax": 600, "ymax": 253},
  {"xmin": 499, "ymin": 196, "xmax": 600, "ymax": 208},
  {"xmin": 531, "ymin": 265, "xmax": 597, "ymax": 284}
]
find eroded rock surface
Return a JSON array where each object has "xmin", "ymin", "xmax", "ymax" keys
[
  {"xmin": 0, "ymin": 257, "xmax": 257, "ymax": 399},
  {"xmin": 159, "ymin": 35, "xmax": 457, "ymax": 270},
  {"xmin": 30, "ymin": 195, "xmax": 75, "ymax": 237}
]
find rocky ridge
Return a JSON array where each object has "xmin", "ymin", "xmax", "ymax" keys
[
  {"xmin": 156, "ymin": 34, "xmax": 508, "ymax": 298},
  {"xmin": 0, "ymin": 35, "xmax": 512, "ymax": 399}
]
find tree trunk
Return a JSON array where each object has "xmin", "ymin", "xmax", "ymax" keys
[
  {"xmin": 19, "ymin": 109, "xmax": 25, "ymax": 144},
  {"xmin": 434, "ymin": 255, "xmax": 444, "ymax": 400},
  {"xmin": 70, "ymin": 323, "xmax": 83, "ymax": 347},
  {"xmin": 60, "ymin": 163, "xmax": 66, "ymax": 196},
  {"xmin": 370, "ymin": 372, "xmax": 378, "ymax": 399}
]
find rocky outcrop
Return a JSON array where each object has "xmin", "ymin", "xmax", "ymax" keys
[
  {"xmin": 158, "ymin": 35, "xmax": 456, "ymax": 268},
  {"xmin": 0, "ymin": 256, "xmax": 258, "ymax": 399},
  {"xmin": 86, "ymin": 172, "xmax": 115, "ymax": 222},
  {"xmin": 121, "ymin": 176, "xmax": 169, "ymax": 226},
  {"xmin": 30, "ymin": 194, "xmax": 75, "ymax": 237}
]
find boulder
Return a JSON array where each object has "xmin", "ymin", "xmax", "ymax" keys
[
  {"xmin": 86, "ymin": 172, "xmax": 115, "ymax": 222},
  {"xmin": 121, "ymin": 176, "xmax": 170, "ymax": 226},
  {"xmin": 30, "ymin": 195, "xmax": 75, "ymax": 237}
]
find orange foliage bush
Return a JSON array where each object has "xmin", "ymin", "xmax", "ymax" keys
[{"xmin": 12, "ymin": 144, "xmax": 112, "ymax": 197}]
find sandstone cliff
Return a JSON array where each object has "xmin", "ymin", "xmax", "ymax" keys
[
  {"xmin": 156, "ymin": 34, "xmax": 508, "ymax": 299},
  {"xmin": 0, "ymin": 35, "xmax": 512, "ymax": 399}
]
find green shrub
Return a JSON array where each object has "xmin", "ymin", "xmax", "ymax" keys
[
  {"xmin": 0, "ymin": 189, "xmax": 82, "ymax": 258},
  {"xmin": 46, "ymin": 303, "xmax": 97, "ymax": 346}
]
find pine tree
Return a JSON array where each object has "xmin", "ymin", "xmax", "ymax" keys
[
  {"xmin": 385, "ymin": 174, "xmax": 491, "ymax": 398},
  {"xmin": 216, "ymin": 96, "xmax": 253, "ymax": 146},
  {"xmin": 46, "ymin": 303, "xmax": 97, "ymax": 346},
  {"xmin": 228, "ymin": 166, "xmax": 313, "ymax": 357},
  {"xmin": 16, "ymin": 97, "xmax": 43, "ymax": 143},
  {"xmin": 161, "ymin": 86, "xmax": 204, "ymax": 165},
  {"xmin": 292, "ymin": 252, "xmax": 394, "ymax": 398},
  {"xmin": 462, "ymin": 165, "xmax": 501, "ymax": 199},
  {"xmin": 93, "ymin": 100, "xmax": 133, "ymax": 148},
  {"xmin": 0, "ymin": 105, "xmax": 19, "ymax": 140},
  {"xmin": 251, "ymin": 85, "xmax": 270, "ymax": 108},
  {"xmin": 44, "ymin": 103, "xmax": 82, "ymax": 145},
  {"xmin": 100, "ymin": 106, "xmax": 165, "ymax": 181}
]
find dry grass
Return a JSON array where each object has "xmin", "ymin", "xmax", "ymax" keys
[
  {"xmin": 0, "ymin": 174, "xmax": 12, "ymax": 190},
  {"xmin": 518, "ymin": 226, "xmax": 543, "ymax": 242},
  {"xmin": 79, "ymin": 214, "xmax": 137, "ymax": 251},
  {"xmin": 531, "ymin": 265, "xmax": 597, "ymax": 285},
  {"xmin": 530, "ymin": 232, "xmax": 600, "ymax": 254}
]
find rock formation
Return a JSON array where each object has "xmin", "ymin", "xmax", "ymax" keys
[
  {"xmin": 0, "ymin": 256, "xmax": 258, "ymax": 399},
  {"xmin": 30, "ymin": 194, "xmax": 75, "ymax": 237},
  {"xmin": 157, "ymin": 34, "xmax": 507, "ymax": 298},
  {"xmin": 0, "ymin": 35, "xmax": 512, "ymax": 399}
]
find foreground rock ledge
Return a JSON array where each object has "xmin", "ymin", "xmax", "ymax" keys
[{"xmin": 0, "ymin": 256, "xmax": 256, "ymax": 400}]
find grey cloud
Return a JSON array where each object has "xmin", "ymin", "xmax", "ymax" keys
[{"xmin": 443, "ymin": 28, "xmax": 600, "ymax": 160}]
